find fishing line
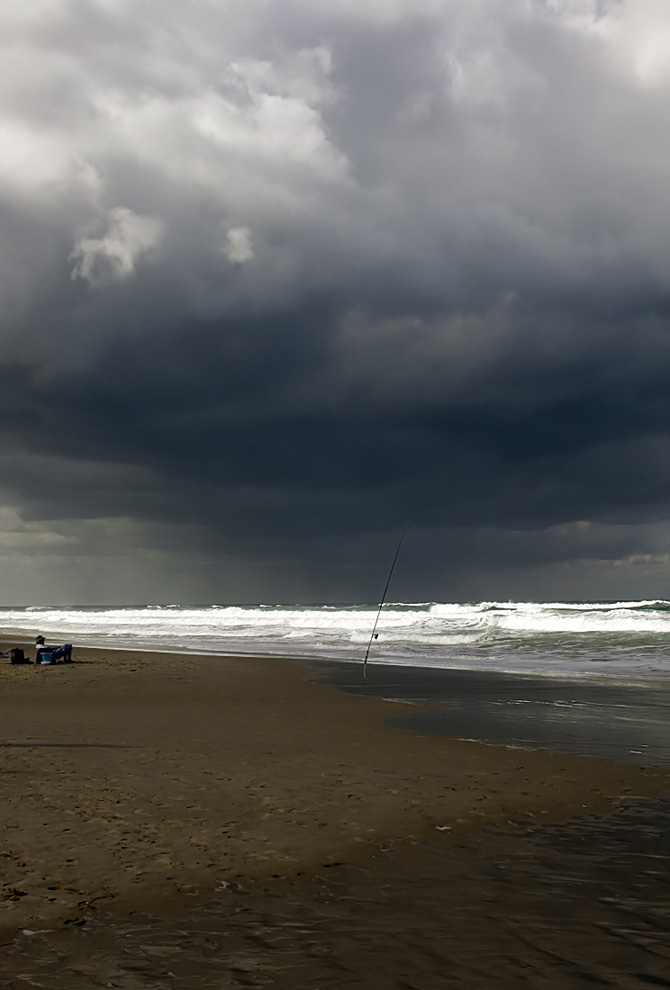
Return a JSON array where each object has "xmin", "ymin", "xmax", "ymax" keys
[{"xmin": 363, "ymin": 524, "xmax": 408, "ymax": 682}]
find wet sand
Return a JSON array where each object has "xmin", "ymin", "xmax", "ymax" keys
[
  {"xmin": 1, "ymin": 646, "xmax": 669, "ymax": 986},
  {"xmin": 5, "ymin": 798, "xmax": 670, "ymax": 989},
  {"xmin": 315, "ymin": 661, "xmax": 670, "ymax": 764}
]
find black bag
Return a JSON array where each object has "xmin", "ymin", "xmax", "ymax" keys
[{"xmin": 10, "ymin": 647, "xmax": 30, "ymax": 665}]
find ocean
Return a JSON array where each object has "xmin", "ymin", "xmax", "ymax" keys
[{"xmin": 2, "ymin": 599, "xmax": 670, "ymax": 678}]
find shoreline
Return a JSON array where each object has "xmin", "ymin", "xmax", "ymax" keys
[
  {"xmin": 7, "ymin": 632, "xmax": 670, "ymax": 689},
  {"xmin": 8, "ymin": 633, "xmax": 670, "ymax": 674},
  {"xmin": 314, "ymin": 660, "xmax": 670, "ymax": 765},
  {"xmin": 1, "ymin": 644, "xmax": 668, "ymax": 937}
]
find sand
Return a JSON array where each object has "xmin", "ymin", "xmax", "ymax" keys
[{"xmin": 1, "ymin": 644, "xmax": 667, "ymax": 942}]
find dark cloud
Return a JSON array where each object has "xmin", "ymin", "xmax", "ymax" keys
[{"xmin": 1, "ymin": 0, "xmax": 670, "ymax": 603}]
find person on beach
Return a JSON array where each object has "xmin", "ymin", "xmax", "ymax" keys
[{"xmin": 35, "ymin": 636, "xmax": 73, "ymax": 664}]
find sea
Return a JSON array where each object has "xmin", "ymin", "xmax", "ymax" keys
[{"xmin": 2, "ymin": 598, "xmax": 670, "ymax": 678}]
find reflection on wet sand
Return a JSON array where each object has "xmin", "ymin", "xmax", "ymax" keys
[
  {"xmin": 5, "ymin": 798, "xmax": 670, "ymax": 989},
  {"xmin": 315, "ymin": 661, "xmax": 670, "ymax": 765}
]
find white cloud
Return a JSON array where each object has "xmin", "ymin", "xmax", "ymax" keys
[
  {"xmin": 223, "ymin": 226, "xmax": 254, "ymax": 264},
  {"xmin": 70, "ymin": 206, "xmax": 163, "ymax": 286}
]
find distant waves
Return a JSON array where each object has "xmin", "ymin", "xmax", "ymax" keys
[{"xmin": 2, "ymin": 601, "xmax": 670, "ymax": 677}]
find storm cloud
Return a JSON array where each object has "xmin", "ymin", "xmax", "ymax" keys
[{"xmin": 2, "ymin": 0, "xmax": 670, "ymax": 603}]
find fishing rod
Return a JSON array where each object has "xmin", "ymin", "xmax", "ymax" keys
[{"xmin": 363, "ymin": 524, "xmax": 408, "ymax": 682}]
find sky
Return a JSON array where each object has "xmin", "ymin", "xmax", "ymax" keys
[{"xmin": 2, "ymin": 0, "xmax": 670, "ymax": 605}]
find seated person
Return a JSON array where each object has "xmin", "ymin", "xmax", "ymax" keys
[{"xmin": 35, "ymin": 635, "xmax": 73, "ymax": 664}]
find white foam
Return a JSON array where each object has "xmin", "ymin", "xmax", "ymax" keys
[{"xmin": 2, "ymin": 600, "xmax": 670, "ymax": 677}]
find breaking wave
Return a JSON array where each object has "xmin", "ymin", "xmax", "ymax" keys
[{"xmin": 2, "ymin": 600, "xmax": 670, "ymax": 676}]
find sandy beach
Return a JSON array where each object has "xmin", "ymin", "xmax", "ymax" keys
[{"xmin": 1, "ymin": 644, "xmax": 668, "ymax": 948}]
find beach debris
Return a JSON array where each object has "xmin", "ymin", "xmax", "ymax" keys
[{"xmin": 435, "ymin": 825, "xmax": 452, "ymax": 831}]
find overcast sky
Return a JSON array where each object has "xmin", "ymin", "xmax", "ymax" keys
[{"xmin": 2, "ymin": 0, "xmax": 670, "ymax": 604}]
